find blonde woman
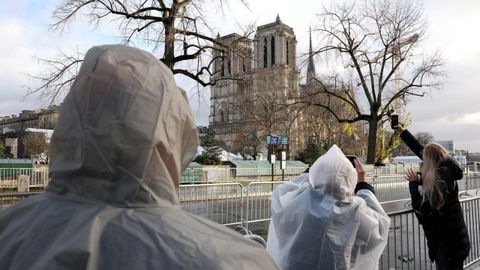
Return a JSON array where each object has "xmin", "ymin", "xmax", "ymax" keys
[{"xmin": 395, "ymin": 125, "xmax": 470, "ymax": 270}]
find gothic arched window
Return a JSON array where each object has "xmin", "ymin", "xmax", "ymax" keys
[
  {"xmin": 286, "ymin": 40, "xmax": 289, "ymax": 65},
  {"xmin": 220, "ymin": 110, "xmax": 224, "ymax": 123},
  {"xmin": 263, "ymin": 38, "xmax": 268, "ymax": 68},
  {"xmin": 271, "ymin": 36, "xmax": 276, "ymax": 66},
  {"xmin": 221, "ymin": 52, "xmax": 225, "ymax": 76}
]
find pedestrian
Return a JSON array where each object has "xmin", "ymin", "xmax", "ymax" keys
[
  {"xmin": 0, "ymin": 45, "xmax": 279, "ymax": 270},
  {"xmin": 266, "ymin": 145, "xmax": 390, "ymax": 270},
  {"xmin": 395, "ymin": 124, "xmax": 470, "ymax": 270}
]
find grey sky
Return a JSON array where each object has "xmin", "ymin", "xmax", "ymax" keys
[{"xmin": 1, "ymin": 0, "xmax": 479, "ymax": 152}]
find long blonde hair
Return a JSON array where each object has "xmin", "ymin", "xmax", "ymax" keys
[{"xmin": 421, "ymin": 143, "xmax": 449, "ymax": 209}]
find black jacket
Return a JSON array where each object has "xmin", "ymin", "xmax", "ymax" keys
[{"xmin": 401, "ymin": 130, "xmax": 470, "ymax": 262}]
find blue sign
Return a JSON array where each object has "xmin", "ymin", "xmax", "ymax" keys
[{"xmin": 265, "ymin": 134, "xmax": 289, "ymax": 145}]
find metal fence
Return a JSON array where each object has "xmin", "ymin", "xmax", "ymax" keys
[
  {"xmin": 380, "ymin": 195, "xmax": 480, "ymax": 269},
  {"xmin": 0, "ymin": 168, "xmax": 49, "ymax": 191},
  {"xmin": 3, "ymin": 165, "xmax": 478, "ymax": 190},
  {"xmin": 177, "ymin": 183, "xmax": 244, "ymax": 226},
  {"xmin": 365, "ymin": 163, "xmax": 421, "ymax": 176},
  {"xmin": 192, "ymin": 166, "xmax": 308, "ymax": 183},
  {"xmin": 367, "ymin": 175, "xmax": 411, "ymax": 202},
  {"xmin": 1, "ymin": 185, "xmax": 480, "ymax": 269},
  {"xmin": 244, "ymin": 181, "xmax": 285, "ymax": 229}
]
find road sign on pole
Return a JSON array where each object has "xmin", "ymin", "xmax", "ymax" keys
[{"xmin": 280, "ymin": 151, "xmax": 286, "ymax": 169}]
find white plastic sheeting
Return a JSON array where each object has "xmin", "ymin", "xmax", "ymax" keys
[
  {"xmin": 0, "ymin": 45, "xmax": 278, "ymax": 270},
  {"xmin": 267, "ymin": 145, "xmax": 390, "ymax": 270}
]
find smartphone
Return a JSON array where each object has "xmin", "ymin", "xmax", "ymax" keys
[
  {"xmin": 345, "ymin": 155, "xmax": 357, "ymax": 168},
  {"xmin": 391, "ymin": 114, "xmax": 399, "ymax": 129}
]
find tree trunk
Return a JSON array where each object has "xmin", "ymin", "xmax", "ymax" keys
[
  {"xmin": 366, "ymin": 119, "xmax": 378, "ymax": 164},
  {"xmin": 163, "ymin": 6, "xmax": 176, "ymax": 70}
]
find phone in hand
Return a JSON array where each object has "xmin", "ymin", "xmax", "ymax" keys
[
  {"xmin": 391, "ymin": 114, "xmax": 399, "ymax": 129},
  {"xmin": 345, "ymin": 155, "xmax": 357, "ymax": 168}
]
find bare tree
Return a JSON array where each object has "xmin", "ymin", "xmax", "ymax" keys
[
  {"xmin": 306, "ymin": 0, "xmax": 443, "ymax": 163},
  {"xmin": 29, "ymin": 0, "xmax": 251, "ymax": 102},
  {"xmin": 394, "ymin": 130, "xmax": 434, "ymax": 156},
  {"xmin": 0, "ymin": 140, "xmax": 5, "ymax": 157},
  {"xmin": 232, "ymin": 132, "xmax": 261, "ymax": 159},
  {"xmin": 23, "ymin": 133, "xmax": 49, "ymax": 161},
  {"xmin": 233, "ymin": 69, "xmax": 303, "ymax": 157},
  {"xmin": 299, "ymin": 80, "xmax": 364, "ymax": 156}
]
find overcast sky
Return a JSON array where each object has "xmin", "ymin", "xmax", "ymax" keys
[{"xmin": 1, "ymin": 0, "xmax": 480, "ymax": 152}]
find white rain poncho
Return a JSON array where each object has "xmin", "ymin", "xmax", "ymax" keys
[
  {"xmin": 0, "ymin": 45, "xmax": 278, "ymax": 270},
  {"xmin": 266, "ymin": 145, "xmax": 390, "ymax": 270}
]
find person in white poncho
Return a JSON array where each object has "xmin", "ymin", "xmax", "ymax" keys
[
  {"xmin": 0, "ymin": 45, "xmax": 279, "ymax": 270},
  {"xmin": 266, "ymin": 145, "xmax": 390, "ymax": 270}
]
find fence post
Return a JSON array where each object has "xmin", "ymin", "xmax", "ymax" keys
[{"xmin": 243, "ymin": 186, "xmax": 249, "ymax": 230}]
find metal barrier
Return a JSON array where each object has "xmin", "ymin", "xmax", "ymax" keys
[
  {"xmin": 177, "ymin": 183, "xmax": 244, "ymax": 226},
  {"xmin": 1, "ymin": 186, "xmax": 480, "ymax": 269},
  {"xmin": 0, "ymin": 168, "xmax": 50, "ymax": 190},
  {"xmin": 244, "ymin": 181, "xmax": 285, "ymax": 230},
  {"xmin": 0, "ymin": 165, "xmax": 432, "ymax": 191},
  {"xmin": 367, "ymin": 175, "xmax": 411, "ymax": 202},
  {"xmin": 381, "ymin": 208, "xmax": 433, "ymax": 269},
  {"xmin": 380, "ymin": 195, "xmax": 480, "ymax": 269},
  {"xmin": 463, "ymin": 196, "xmax": 480, "ymax": 268},
  {"xmin": 364, "ymin": 164, "xmax": 421, "ymax": 176},
  {"xmin": 29, "ymin": 168, "xmax": 49, "ymax": 187}
]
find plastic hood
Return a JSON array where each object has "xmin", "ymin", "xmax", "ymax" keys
[
  {"xmin": 308, "ymin": 144, "xmax": 357, "ymax": 199},
  {"xmin": 47, "ymin": 45, "xmax": 199, "ymax": 206}
]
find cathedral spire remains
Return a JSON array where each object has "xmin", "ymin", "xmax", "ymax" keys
[{"xmin": 307, "ymin": 26, "xmax": 316, "ymax": 83}]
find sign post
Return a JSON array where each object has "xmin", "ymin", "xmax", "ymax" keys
[
  {"xmin": 270, "ymin": 154, "xmax": 276, "ymax": 190},
  {"xmin": 280, "ymin": 151, "xmax": 286, "ymax": 181}
]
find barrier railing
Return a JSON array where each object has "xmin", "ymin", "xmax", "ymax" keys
[
  {"xmin": 367, "ymin": 175, "xmax": 411, "ymax": 202},
  {"xmin": 0, "ymin": 168, "xmax": 50, "ymax": 191},
  {"xmin": 1, "ymin": 186, "xmax": 480, "ymax": 269},
  {"xmin": 177, "ymin": 183, "xmax": 244, "ymax": 226},
  {"xmin": 244, "ymin": 181, "xmax": 285, "ymax": 230},
  {"xmin": 0, "ymin": 164, "xmax": 439, "ymax": 190},
  {"xmin": 380, "ymin": 195, "xmax": 480, "ymax": 269}
]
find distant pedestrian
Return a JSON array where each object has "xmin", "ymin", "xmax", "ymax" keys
[
  {"xmin": 395, "ymin": 124, "xmax": 470, "ymax": 270},
  {"xmin": 0, "ymin": 45, "xmax": 278, "ymax": 270},
  {"xmin": 267, "ymin": 145, "xmax": 390, "ymax": 270}
]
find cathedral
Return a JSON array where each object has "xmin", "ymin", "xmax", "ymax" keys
[{"xmin": 209, "ymin": 15, "xmax": 316, "ymax": 159}]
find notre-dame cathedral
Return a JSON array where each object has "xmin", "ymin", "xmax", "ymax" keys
[{"xmin": 209, "ymin": 15, "xmax": 317, "ymax": 158}]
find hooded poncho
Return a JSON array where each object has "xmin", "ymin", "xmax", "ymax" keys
[
  {"xmin": 0, "ymin": 45, "xmax": 279, "ymax": 270},
  {"xmin": 266, "ymin": 145, "xmax": 390, "ymax": 270}
]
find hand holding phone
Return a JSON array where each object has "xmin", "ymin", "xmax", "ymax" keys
[
  {"xmin": 391, "ymin": 115, "xmax": 399, "ymax": 129},
  {"xmin": 345, "ymin": 155, "xmax": 357, "ymax": 168},
  {"xmin": 346, "ymin": 155, "xmax": 366, "ymax": 182}
]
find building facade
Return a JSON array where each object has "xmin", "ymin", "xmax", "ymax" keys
[
  {"xmin": 209, "ymin": 15, "xmax": 305, "ymax": 158},
  {"xmin": 0, "ymin": 105, "xmax": 60, "ymax": 158}
]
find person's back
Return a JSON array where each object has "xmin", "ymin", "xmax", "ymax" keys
[
  {"xmin": 0, "ymin": 45, "xmax": 278, "ymax": 270},
  {"xmin": 266, "ymin": 145, "xmax": 390, "ymax": 270}
]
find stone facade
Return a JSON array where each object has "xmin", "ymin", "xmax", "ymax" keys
[{"xmin": 209, "ymin": 15, "xmax": 304, "ymax": 158}]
